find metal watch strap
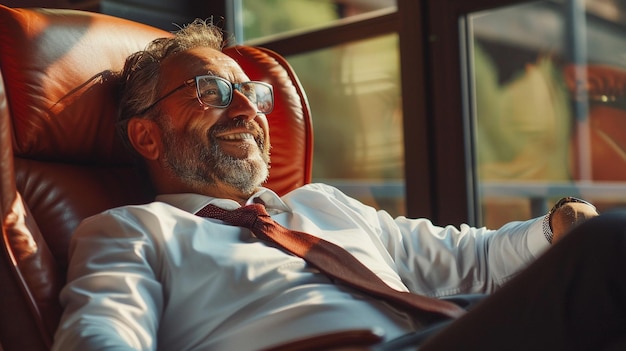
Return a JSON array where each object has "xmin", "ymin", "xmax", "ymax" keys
[{"xmin": 543, "ymin": 197, "xmax": 595, "ymax": 244}]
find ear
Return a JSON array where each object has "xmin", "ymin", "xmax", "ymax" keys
[{"xmin": 127, "ymin": 118, "xmax": 161, "ymax": 160}]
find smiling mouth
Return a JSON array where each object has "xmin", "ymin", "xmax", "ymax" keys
[{"xmin": 218, "ymin": 132, "xmax": 255, "ymax": 141}]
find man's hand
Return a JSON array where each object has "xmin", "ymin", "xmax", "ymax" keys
[{"xmin": 550, "ymin": 201, "xmax": 599, "ymax": 243}]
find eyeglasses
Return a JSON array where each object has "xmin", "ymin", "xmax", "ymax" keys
[{"xmin": 139, "ymin": 75, "xmax": 274, "ymax": 115}]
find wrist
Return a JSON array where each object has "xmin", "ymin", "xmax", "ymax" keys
[{"xmin": 543, "ymin": 197, "xmax": 596, "ymax": 244}]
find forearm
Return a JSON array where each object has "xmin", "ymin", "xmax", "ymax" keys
[{"xmin": 388, "ymin": 215, "xmax": 546, "ymax": 295}]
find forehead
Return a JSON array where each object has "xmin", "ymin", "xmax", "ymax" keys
[{"xmin": 159, "ymin": 47, "xmax": 248, "ymax": 87}]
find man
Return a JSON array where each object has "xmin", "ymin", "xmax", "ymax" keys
[{"xmin": 52, "ymin": 19, "xmax": 623, "ymax": 351}]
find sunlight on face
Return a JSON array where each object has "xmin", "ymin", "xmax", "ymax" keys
[{"xmin": 159, "ymin": 117, "xmax": 270, "ymax": 193}]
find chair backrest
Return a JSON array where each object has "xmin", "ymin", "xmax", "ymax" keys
[{"xmin": 0, "ymin": 5, "xmax": 312, "ymax": 351}]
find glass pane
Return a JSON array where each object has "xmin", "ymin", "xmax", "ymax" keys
[
  {"xmin": 239, "ymin": 0, "xmax": 396, "ymax": 41},
  {"xmin": 286, "ymin": 34, "xmax": 405, "ymax": 216},
  {"xmin": 468, "ymin": 0, "xmax": 626, "ymax": 227}
]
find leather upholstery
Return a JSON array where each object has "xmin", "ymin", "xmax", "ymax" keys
[{"xmin": 0, "ymin": 5, "xmax": 312, "ymax": 351}]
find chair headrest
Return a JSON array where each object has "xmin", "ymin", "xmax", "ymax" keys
[{"xmin": 0, "ymin": 6, "xmax": 169, "ymax": 164}]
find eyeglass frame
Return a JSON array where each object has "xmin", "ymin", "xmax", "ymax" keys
[{"xmin": 137, "ymin": 75, "xmax": 274, "ymax": 115}]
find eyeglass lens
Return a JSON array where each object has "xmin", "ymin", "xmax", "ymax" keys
[{"xmin": 196, "ymin": 76, "xmax": 273, "ymax": 114}]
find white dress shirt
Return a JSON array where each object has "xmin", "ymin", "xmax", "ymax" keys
[{"xmin": 52, "ymin": 183, "xmax": 547, "ymax": 351}]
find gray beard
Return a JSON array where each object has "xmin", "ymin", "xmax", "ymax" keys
[{"xmin": 159, "ymin": 119, "xmax": 270, "ymax": 194}]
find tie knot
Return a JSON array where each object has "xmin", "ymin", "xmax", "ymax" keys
[
  {"xmin": 236, "ymin": 204, "xmax": 269, "ymax": 228},
  {"xmin": 196, "ymin": 203, "xmax": 269, "ymax": 230}
]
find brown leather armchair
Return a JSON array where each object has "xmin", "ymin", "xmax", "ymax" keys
[{"xmin": 0, "ymin": 5, "xmax": 314, "ymax": 350}]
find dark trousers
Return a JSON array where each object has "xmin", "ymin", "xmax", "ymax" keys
[{"xmin": 381, "ymin": 211, "xmax": 626, "ymax": 351}]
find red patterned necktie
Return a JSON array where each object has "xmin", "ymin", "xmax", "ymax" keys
[{"xmin": 196, "ymin": 202, "xmax": 465, "ymax": 321}]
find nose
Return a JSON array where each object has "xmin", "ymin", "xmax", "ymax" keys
[{"xmin": 226, "ymin": 89, "xmax": 258, "ymax": 121}]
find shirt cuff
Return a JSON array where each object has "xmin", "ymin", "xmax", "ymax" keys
[{"xmin": 528, "ymin": 216, "xmax": 551, "ymax": 257}]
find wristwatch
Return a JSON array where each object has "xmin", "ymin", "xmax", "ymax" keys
[{"xmin": 542, "ymin": 197, "xmax": 596, "ymax": 244}]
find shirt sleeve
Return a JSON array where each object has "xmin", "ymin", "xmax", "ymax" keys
[
  {"xmin": 52, "ymin": 210, "xmax": 163, "ymax": 351},
  {"xmin": 376, "ymin": 210, "xmax": 549, "ymax": 297}
]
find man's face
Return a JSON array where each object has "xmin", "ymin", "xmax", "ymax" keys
[{"xmin": 152, "ymin": 47, "xmax": 271, "ymax": 195}]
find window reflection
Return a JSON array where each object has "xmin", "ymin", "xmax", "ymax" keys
[
  {"xmin": 469, "ymin": 0, "xmax": 626, "ymax": 227},
  {"xmin": 287, "ymin": 34, "xmax": 405, "ymax": 216}
]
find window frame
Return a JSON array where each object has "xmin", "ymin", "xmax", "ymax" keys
[
  {"xmin": 228, "ymin": 0, "xmax": 530, "ymax": 225},
  {"xmin": 423, "ymin": 0, "xmax": 531, "ymax": 225}
]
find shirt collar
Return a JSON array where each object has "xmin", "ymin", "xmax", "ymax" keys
[{"xmin": 155, "ymin": 187, "xmax": 290, "ymax": 215}]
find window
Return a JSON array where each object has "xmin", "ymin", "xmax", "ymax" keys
[
  {"xmin": 466, "ymin": 0, "xmax": 626, "ymax": 227},
  {"xmin": 235, "ymin": 0, "xmax": 396, "ymax": 42}
]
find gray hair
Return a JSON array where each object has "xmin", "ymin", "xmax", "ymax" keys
[{"xmin": 117, "ymin": 19, "xmax": 226, "ymax": 151}]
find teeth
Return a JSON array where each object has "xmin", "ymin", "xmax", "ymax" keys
[{"xmin": 221, "ymin": 133, "xmax": 253, "ymax": 140}]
